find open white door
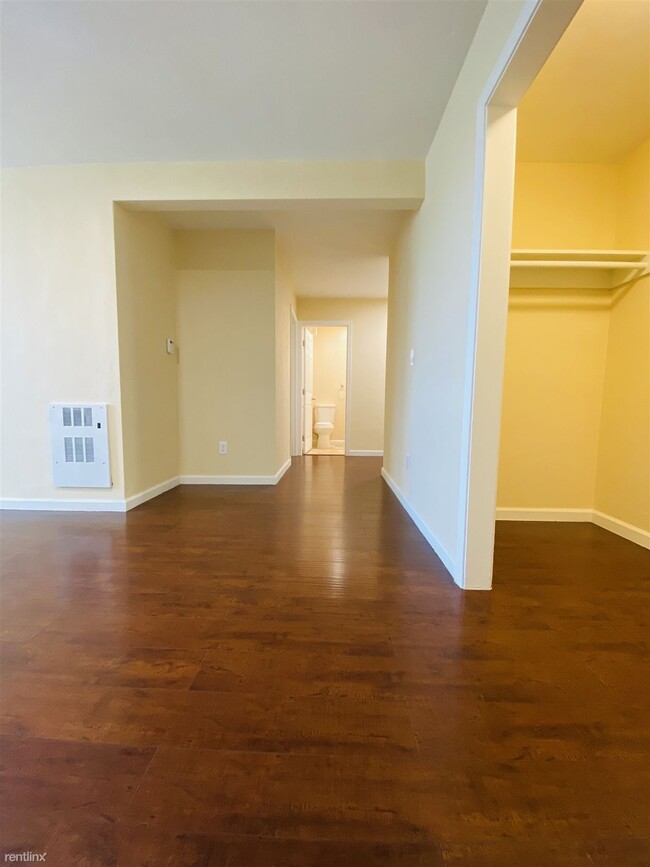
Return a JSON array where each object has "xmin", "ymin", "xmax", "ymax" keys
[{"xmin": 302, "ymin": 328, "xmax": 314, "ymax": 453}]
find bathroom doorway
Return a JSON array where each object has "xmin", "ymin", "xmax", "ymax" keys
[{"xmin": 298, "ymin": 322, "xmax": 351, "ymax": 455}]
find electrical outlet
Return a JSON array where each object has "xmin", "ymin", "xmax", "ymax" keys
[
  {"xmin": 219, "ymin": 441, "xmax": 228, "ymax": 455},
  {"xmin": 406, "ymin": 452, "xmax": 411, "ymax": 470}
]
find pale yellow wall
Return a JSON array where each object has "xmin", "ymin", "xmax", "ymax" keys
[
  {"xmin": 498, "ymin": 139, "xmax": 650, "ymax": 534},
  {"xmin": 114, "ymin": 206, "xmax": 179, "ymax": 498},
  {"xmin": 176, "ymin": 229, "xmax": 277, "ymax": 271},
  {"xmin": 275, "ymin": 253, "xmax": 296, "ymax": 469},
  {"xmin": 499, "ymin": 160, "xmax": 618, "ymax": 509},
  {"xmin": 511, "ymin": 141, "xmax": 650, "ymax": 251},
  {"xmin": 595, "ymin": 277, "xmax": 650, "ymax": 530},
  {"xmin": 596, "ymin": 139, "xmax": 650, "ymax": 531},
  {"xmin": 1, "ymin": 166, "xmax": 125, "ymax": 501},
  {"xmin": 175, "ymin": 230, "xmax": 277, "ymax": 478},
  {"xmin": 1, "ymin": 160, "xmax": 421, "ymax": 502},
  {"xmin": 312, "ymin": 327, "xmax": 348, "ymax": 442},
  {"xmin": 512, "ymin": 162, "xmax": 619, "ymax": 249},
  {"xmin": 297, "ymin": 298, "xmax": 387, "ymax": 452},
  {"xmin": 384, "ymin": 0, "xmax": 528, "ymax": 574},
  {"xmin": 616, "ymin": 138, "xmax": 650, "ymax": 249},
  {"xmin": 497, "ymin": 300, "xmax": 609, "ymax": 508}
]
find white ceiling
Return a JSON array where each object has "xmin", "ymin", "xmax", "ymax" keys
[
  {"xmin": 154, "ymin": 207, "xmax": 410, "ymax": 297},
  {"xmin": 517, "ymin": 0, "xmax": 650, "ymax": 163},
  {"xmin": 1, "ymin": 0, "xmax": 487, "ymax": 168}
]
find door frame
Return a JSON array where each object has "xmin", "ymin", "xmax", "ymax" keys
[
  {"xmin": 302, "ymin": 326, "xmax": 315, "ymax": 455},
  {"xmin": 293, "ymin": 320, "xmax": 352, "ymax": 456},
  {"xmin": 289, "ymin": 306, "xmax": 299, "ymax": 455},
  {"xmin": 458, "ymin": 0, "xmax": 582, "ymax": 588}
]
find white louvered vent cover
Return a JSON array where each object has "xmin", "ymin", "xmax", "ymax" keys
[{"xmin": 49, "ymin": 403, "xmax": 111, "ymax": 488}]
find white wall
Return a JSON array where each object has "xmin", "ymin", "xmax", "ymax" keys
[
  {"xmin": 383, "ymin": 1, "xmax": 529, "ymax": 581},
  {"xmin": 297, "ymin": 298, "xmax": 387, "ymax": 453}
]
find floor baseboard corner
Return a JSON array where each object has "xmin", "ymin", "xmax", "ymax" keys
[
  {"xmin": 274, "ymin": 458, "xmax": 292, "ymax": 484},
  {"xmin": 592, "ymin": 510, "xmax": 650, "ymax": 550},
  {"xmin": 125, "ymin": 477, "xmax": 180, "ymax": 511},
  {"xmin": 380, "ymin": 466, "xmax": 457, "ymax": 580}
]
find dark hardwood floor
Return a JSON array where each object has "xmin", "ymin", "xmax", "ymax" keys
[{"xmin": 1, "ymin": 457, "xmax": 648, "ymax": 866}]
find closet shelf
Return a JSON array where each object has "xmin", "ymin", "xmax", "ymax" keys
[{"xmin": 510, "ymin": 249, "xmax": 649, "ymax": 291}]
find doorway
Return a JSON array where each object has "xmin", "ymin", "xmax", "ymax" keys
[
  {"xmin": 493, "ymin": 1, "xmax": 650, "ymax": 548},
  {"xmin": 464, "ymin": 0, "xmax": 649, "ymax": 588},
  {"xmin": 297, "ymin": 322, "xmax": 351, "ymax": 456}
]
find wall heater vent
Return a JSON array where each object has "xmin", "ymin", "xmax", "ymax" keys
[{"xmin": 49, "ymin": 403, "xmax": 111, "ymax": 488}]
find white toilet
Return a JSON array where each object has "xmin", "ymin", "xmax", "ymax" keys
[{"xmin": 313, "ymin": 404, "xmax": 336, "ymax": 449}]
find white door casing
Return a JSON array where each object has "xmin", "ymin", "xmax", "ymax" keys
[{"xmin": 302, "ymin": 328, "xmax": 314, "ymax": 453}]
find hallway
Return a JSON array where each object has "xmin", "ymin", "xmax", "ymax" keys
[{"xmin": 1, "ymin": 457, "xmax": 649, "ymax": 865}]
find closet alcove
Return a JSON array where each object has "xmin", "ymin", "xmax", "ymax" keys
[{"xmin": 496, "ymin": 146, "xmax": 650, "ymax": 547}]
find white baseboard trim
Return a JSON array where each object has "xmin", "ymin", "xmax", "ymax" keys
[
  {"xmin": 496, "ymin": 508, "xmax": 593, "ymax": 522},
  {"xmin": 0, "ymin": 476, "xmax": 182, "ymax": 513},
  {"xmin": 180, "ymin": 475, "xmax": 277, "ymax": 486},
  {"xmin": 125, "ymin": 476, "xmax": 180, "ymax": 511},
  {"xmin": 0, "ymin": 462, "xmax": 294, "ymax": 512},
  {"xmin": 497, "ymin": 507, "xmax": 650, "ymax": 550},
  {"xmin": 380, "ymin": 467, "xmax": 457, "ymax": 580},
  {"xmin": 348, "ymin": 450, "xmax": 384, "ymax": 457},
  {"xmin": 0, "ymin": 497, "xmax": 128, "ymax": 513},
  {"xmin": 274, "ymin": 457, "xmax": 292, "ymax": 484},
  {"xmin": 592, "ymin": 511, "xmax": 650, "ymax": 550},
  {"xmin": 180, "ymin": 458, "xmax": 292, "ymax": 487}
]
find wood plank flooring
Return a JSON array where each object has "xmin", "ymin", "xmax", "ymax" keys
[{"xmin": 1, "ymin": 457, "xmax": 648, "ymax": 865}]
